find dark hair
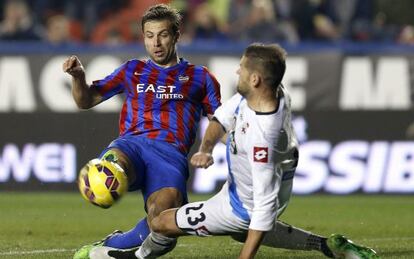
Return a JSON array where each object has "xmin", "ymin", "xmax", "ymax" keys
[
  {"xmin": 243, "ymin": 43, "xmax": 287, "ymax": 89},
  {"xmin": 141, "ymin": 4, "xmax": 182, "ymax": 35}
]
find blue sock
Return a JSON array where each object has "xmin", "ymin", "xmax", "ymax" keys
[{"xmin": 104, "ymin": 217, "xmax": 150, "ymax": 249}]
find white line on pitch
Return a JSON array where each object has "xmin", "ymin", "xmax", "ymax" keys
[{"xmin": 0, "ymin": 248, "xmax": 75, "ymax": 256}]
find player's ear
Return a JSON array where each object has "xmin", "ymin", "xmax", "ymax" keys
[
  {"xmin": 174, "ymin": 31, "xmax": 180, "ymax": 43},
  {"xmin": 250, "ymin": 73, "xmax": 260, "ymax": 88}
]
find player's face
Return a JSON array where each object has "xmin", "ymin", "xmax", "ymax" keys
[
  {"xmin": 143, "ymin": 20, "xmax": 178, "ymax": 67},
  {"xmin": 236, "ymin": 56, "xmax": 251, "ymax": 97}
]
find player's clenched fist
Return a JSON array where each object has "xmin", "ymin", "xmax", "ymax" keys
[
  {"xmin": 191, "ymin": 151, "xmax": 214, "ymax": 169},
  {"xmin": 63, "ymin": 55, "xmax": 84, "ymax": 77}
]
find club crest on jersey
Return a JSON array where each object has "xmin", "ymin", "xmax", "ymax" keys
[
  {"xmin": 178, "ymin": 75, "xmax": 189, "ymax": 82},
  {"xmin": 253, "ymin": 147, "xmax": 268, "ymax": 163},
  {"xmin": 136, "ymin": 83, "xmax": 184, "ymax": 99},
  {"xmin": 241, "ymin": 122, "xmax": 249, "ymax": 134}
]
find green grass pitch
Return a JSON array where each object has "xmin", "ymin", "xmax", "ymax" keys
[{"xmin": 0, "ymin": 192, "xmax": 413, "ymax": 258}]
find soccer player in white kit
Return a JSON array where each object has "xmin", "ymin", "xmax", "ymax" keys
[{"xmin": 132, "ymin": 43, "xmax": 379, "ymax": 259}]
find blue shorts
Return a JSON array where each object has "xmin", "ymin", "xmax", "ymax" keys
[{"xmin": 100, "ymin": 135, "xmax": 189, "ymax": 205}]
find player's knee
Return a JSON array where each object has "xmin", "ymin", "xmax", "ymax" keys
[
  {"xmin": 102, "ymin": 149, "xmax": 135, "ymax": 179},
  {"xmin": 149, "ymin": 214, "xmax": 168, "ymax": 234},
  {"xmin": 147, "ymin": 188, "xmax": 183, "ymax": 218}
]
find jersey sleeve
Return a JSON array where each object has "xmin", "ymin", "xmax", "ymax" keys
[
  {"xmin": 90, "ymin": 61, "xmax": 128, "ymax": 101},
  {"xmin": 247, "ymin": 127, "xmax": 282, "ymax": 232},
  {"xmin": 213, "ymin": 94, "xmax": 243, "ymax": 132},
  {"xmin": 201, "ymin": 68, "xmax": 221, "ymax": 116}
]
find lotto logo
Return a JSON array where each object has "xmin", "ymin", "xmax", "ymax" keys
[{"xmin": 253, "ymin": 147, "xmax": 268, "ymax": 162}]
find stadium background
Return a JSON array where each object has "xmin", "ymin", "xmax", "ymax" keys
[{"xmin": 0, "ymin": 0, "xmax": 414, "ymax": 258}]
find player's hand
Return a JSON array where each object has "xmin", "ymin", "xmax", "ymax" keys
[
  {"xmin": 63, "ymin": 55, "xmax": 85, "ymax": 78},
  {"xmin": 191, "ymin": 152, "xmax": 214, "ymax": 169}
]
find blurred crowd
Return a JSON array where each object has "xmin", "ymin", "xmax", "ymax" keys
[{"xmin": 1, "ymin": 0, "xmax": 414, "ymax": 45}]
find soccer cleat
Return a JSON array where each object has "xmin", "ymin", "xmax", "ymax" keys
[
  {"xmin": 73, "ymin": 230, "xmax": 123, "ymax": 259},
  {"xmin": 327, "ymin": 234, "xmax": 379, "ymax": 259},
  {"xmin": 90, "ymin": 246, "xmax": 139, "ymax": 259}
]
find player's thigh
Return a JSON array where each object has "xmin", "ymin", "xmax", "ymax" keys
[
  {"xmin": 142, "ymin": 140, "xmax": 189, "ymax": 205},
  {"xmin": 176, "ymin": 190, "xmax": 249, "ymax": 236}
]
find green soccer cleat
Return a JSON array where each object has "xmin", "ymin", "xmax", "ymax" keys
[
  {"xmin": 73, "ymin": 230, "xmax": 123, "ymax": 259},
  {"xmin": 327, "ymin": 234, "xmax": 379, "ymax": 259}
]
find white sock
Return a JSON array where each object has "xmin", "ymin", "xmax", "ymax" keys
[
  {"xmin": 261, "ymin": 221, "xmax": 324, "ymax": 251},
  {"xmin": 135, "ymin": 232, "xmax": 177, "ymax": 259}
]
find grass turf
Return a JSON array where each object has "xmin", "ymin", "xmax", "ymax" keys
[{"xmin": 0, "ymin": 192, "xmax": 413, "ymax": 258}]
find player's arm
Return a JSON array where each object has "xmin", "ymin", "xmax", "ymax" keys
[
  {"xmin": 238, "ymin": 229, "xmax": 266, "ymax": 259},
  {"xmin": 240, "ymin": 159, "xmax": 277, "ymax": 259},
  {"xmin": 246, "ymin": 131, "xmax": 280, "ymax": 256},
  {"xmin": 63, "ymin": 55, "xmax": 103, "ymax": 109},
  {"xmin": 207, "ymin": 114, "xmax": 227, "ymax": 144},
  {"xmin": 190, "ymin": 118, "xmax": 225, "ymax": 169},
  {"xmin": 193, "ymin": 93, "xmax": 243, "ymax": 168}
]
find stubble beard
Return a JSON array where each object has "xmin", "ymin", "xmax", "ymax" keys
[
  {"xmin": 237, "ymin": 83, "xmax": 248, "ymax": 97},
  {"xmin": 150, "ymin": 49, "xmax": 176, "ymax": 66}
]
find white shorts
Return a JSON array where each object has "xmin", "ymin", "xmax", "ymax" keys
[{"xmin": 175, "ymin": 174, "xmax": 294, "ymax": 237}]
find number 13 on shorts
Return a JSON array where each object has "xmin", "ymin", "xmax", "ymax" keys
[{"xmin": 176, "ymin": 202, "xmax": 211, "ymax": 236}]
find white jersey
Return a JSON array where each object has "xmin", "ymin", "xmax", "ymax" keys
[{"xmin": 213, "ymin": 86, "xmax": 298, "ymax": 232}]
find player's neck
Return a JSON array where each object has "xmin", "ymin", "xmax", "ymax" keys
[
  {"xmin": 246, "ymin": 88, "xmax": 278, "ymax": 113},
  {"xmin": 154, "ymin": 54, "xmax": 180, "ymax": 68}
]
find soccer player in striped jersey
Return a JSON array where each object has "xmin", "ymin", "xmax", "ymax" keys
[
  {"xmin": 63, "ymin": 4, "xmax": 221, "ymax": 259},
  {"xmin": 134, "ymin": 43, "xmax": 378, "ymax": 259}
]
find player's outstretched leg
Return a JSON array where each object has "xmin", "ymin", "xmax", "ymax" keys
[
  {"xmin": 327, "ymin": 234, "xmax": 379, "ymax": 259},
  {"xmin": 251, "ymin": 221, "xmax": 334, "ymax": 257}
]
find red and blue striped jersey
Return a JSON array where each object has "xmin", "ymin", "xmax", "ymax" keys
[{"xmin": 91, "ymin": 58, "xmax": 221, "ymax": 154}]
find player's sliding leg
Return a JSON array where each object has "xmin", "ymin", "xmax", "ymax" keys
[
  {"xmin": 327, "ymin": 234, "xmax": 379, "ymax": 259},
  {"xmin": 232, "ymin": 221, "xmax": 378, "ymax": 259},
  {"xmin": 254, "ymin": 176, "xmax": 336, "ymax": 257},
  {"xmin": 258, "ymin": 221, "xmax": 334, "ymax": 257}
]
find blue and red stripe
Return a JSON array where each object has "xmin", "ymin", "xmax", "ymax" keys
[
  {"xmin": 175, "ymin": 65, "xmax": 195, "ymax": 152},
  {"xmin": 124, "ymin": 61, "xmax": 146, "ymax": 135},
  {"xmin": 142, "ymin": 67, "xmax": 161, "ymax": 135},
  {"xmin": 153, "ymin": 69, "xmax": 179, "ymax": 141},
  {"xmin": 95, "ymin": 58, "xmax": 221, "ymax": 155}
]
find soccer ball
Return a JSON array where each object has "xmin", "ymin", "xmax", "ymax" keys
[{"xmin": 78, "ymin": 158, "xmax": 128, "ymax": 209}]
